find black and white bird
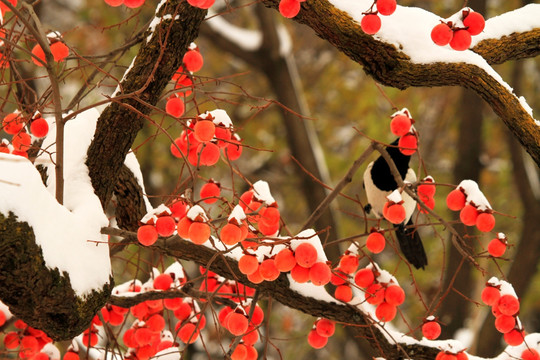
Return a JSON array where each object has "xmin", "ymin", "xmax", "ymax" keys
[{"xmin": 363, "ymin": 139, "xmax": 428, "ymax": 269}]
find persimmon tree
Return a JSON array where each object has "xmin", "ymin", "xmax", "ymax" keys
[{"xmin": 0, "ymin": 0, "xmax": 539, "ymax": 359}]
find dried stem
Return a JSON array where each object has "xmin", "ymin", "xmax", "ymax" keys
[{"xmin": 302, "ymin": 142, "xmax": 375, "ymax": 230}]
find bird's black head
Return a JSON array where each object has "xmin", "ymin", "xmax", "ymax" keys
[{"xmin": 370, "ymin": 138, "xmax": 411, "ymax": 191}]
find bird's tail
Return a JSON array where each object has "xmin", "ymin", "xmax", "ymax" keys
[{"xmin": 396, "ymin": 219, "xmax": 427, "ymax": 269}]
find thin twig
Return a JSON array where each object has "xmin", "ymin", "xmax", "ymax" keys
[
  {"xmin": 225, "ymin": 290, "xmax": 260, "ymax": 359},
  {"xmin": 109, "ymin": 285, "xmax": 238, "ymax": 309},
  {"xmin": 15, "ymin": 1, "xmax": 65, "ymax": 204},
  {"xmin": 373, "ymin": 143, "xmax": 481, "ymax": 270},
  {"xmin": 302, "ymin": 142, "xmax": 375, "ymax": 230}
]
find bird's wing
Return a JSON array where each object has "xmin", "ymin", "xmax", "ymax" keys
[
  {"xmin": 402, "ymin": 168, "xmax": 417, "ymax": 224},
  {"xmin": 363, "ymin": 161, "xmax": 390, "ymax": 218}
]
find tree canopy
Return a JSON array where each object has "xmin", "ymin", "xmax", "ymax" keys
[{"xmin": 0, "ymin": 0, "xmax": 539, "ymax": 359}]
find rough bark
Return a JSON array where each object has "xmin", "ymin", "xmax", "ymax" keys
[
  {"xmin": 113, "ymin": 165, "xmax": 148, "ymax": 232},
  {"xmin": 155, "ymin": 235, "xmax": 441, "ymax": 360},
  {"xmin": 0, "ymin": 0, "xmax": 207, "ymax": 338},
  {"xmin": 0, "ymin": 212, "xmax": 112, "ymax": 340},
  {"xmin": 86, "ymin": 0, "xmax": 207, "ymax": 208},
  {"xmin": 259, "ymin": 0, "xmax": 540, "ymax": 169}
]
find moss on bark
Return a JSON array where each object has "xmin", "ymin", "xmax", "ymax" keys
[{"xmin": 0, "ymin": 212, "xmax": 112, "ymax": 340}]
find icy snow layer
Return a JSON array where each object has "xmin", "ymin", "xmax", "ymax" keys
[
  {"xmin": 203, "ymin": 109, "xmax": 233, "ymax": 128},
  {"xmin": 329, "ymin": 1, "xmax": 538, "ymax": 119},
  {"xmin": 0, "ymin": 154, "xmax": 111, "ymax": 295},
  {"xmin": 141, "ymin": 203, "xmax": 172, "ymax": 224},
  {"xmin": 472, "ymin": 4, "xmax": 540, "ymax": 45},
  {"xmin": 252, "ymin": 180, "xmax": 276, "ymax": 205},
  {"xmin": 124, "ymin": 151, "xmax": 152, "ymax": 212},
  {"xmin": 458, "ymin": 179, "xmax": 491, "ymax": 211},
  {"xmin": 0, "ymin": 300, "xmax": 12, "ymax": 321},
  {"xmin": 4, "ymin": 107, "xmax": 112, "ymax": 295}
]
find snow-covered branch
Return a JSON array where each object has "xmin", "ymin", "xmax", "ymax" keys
[
  {"xmin": 0, "ymin": 153, "xmax": 112, "ymax": 340},
  {"xmin": 86, "ymin": 0, "xmax": 207, "ymax": 208},
  {"xmin": 260, "ymin": 0, "xmax": 540, "ymax": 168}
]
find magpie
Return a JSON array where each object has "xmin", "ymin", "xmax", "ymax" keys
[{"xmin": 363, "ymin": 139, "xmax": 428, "ymax": 269}]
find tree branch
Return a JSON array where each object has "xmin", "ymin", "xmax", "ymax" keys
[
  {"xmin": 0, "ymin": 212, "xmax": 112, "ymax": 340},
  {"xmin": 154, "ymin": 235, "xmax": 443, "ymax": 359},
  {"xmin": 260, "ymin": 0, "xmax": 540, "ymax": 168},
  {"xmin": 86, "ymin": 0, "xmax": 207, "ymax": 208}
]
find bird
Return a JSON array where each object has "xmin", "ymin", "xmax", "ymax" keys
[{"xmin": 362, "ymin": 138, "xmax": 428, "ymax": 269}]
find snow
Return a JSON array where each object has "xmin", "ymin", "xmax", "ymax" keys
[
  {"xmin": 252, "ymin": 180, "xmax": 276, "ymax": 206},
  {"xmin": 287, "ymin": 279, "xmax": 338, "ymax": 303},
  {"xmin": 41, "ymin": 343, "xmax": 61, "ymax": 360},
  {"xmin": 346, "ymin": 242, "xmax": 361, "ymax": 256},
  {"xmin": 164, "ymin": 261, "xmax": 185, "ymax": 285},
  {"xmin": 124, "ymin": 151, "xmax": 152, "ymax": 212},
  {"xmin": 328, "ymin": 1, "xmax": 537, "ymax": 124},
  {"xmin": 391, "ymin": 108, "xmax": 411, "ymax": 118},
  {"xmin": 112, "ymin": 279, "xmax": 142, "ymax": 295},
  {"xmin": 457, "ymin": 179, "xmax": 491, "ymax": 211},
  {"xmin": 204, "ymin": 109, "xmax": 233, "ymax": 128},
  {"xmin": 163, "ymin": 261, "xmax": 184, "ymax": 279},
  {"xmin": 0, "ymin": 154, "xmax": 111, "ymax": 295},
  {"xmin": 186, "ymin": 205, "xmax": 209, "ymax": 221},
  {"xmin": 111, "ymin": 55, "xmax": 136, "ymax": 98},
  {"xmin": 499, "ymin": 333, "xmax": 540, "ymax": 359},
  {"xmin": 0, "ymin": 300, "xmax": 12, "ymax": 321},
  {"xmin": 46, "ymin": 31, "xmax": 62, "ymax": 40},
  {"xmin": 0, "ymin": 108, "xmax": 111, "ymax": 295},
  {"xmin": 386, "ymin": 189, "xmax": 403, "ymax": 203},
  {"xmin": 289, "ymin": 229, "xmax": 328, "ymax": 263},
  {"xmin": 145, "ymin": 0, "xmax": 179, "ymax": 43},
  {"xmin": 141, "ymin": 204, "xmax": 172, "ymax": 224},
  {"xmin": 472, "ymin": 4, "xmax": 540, "ymax": 44},
  {"xmin": 146, "ymin": 14, "xmax": 180, "ymax": 43},
  {"xmin": 228, "ymin": 205, "xmax": 247, "ymax": 223},
  {"xmin": 375, "ymin": 268, "xmax": 397, "ymax": 285},
  {"xmin": 498, "ymin": 280, "xmax": 518, "ymax": 298}
]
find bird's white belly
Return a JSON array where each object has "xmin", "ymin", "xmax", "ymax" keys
[{"xmin": 363, "ymin": 162, "xmax": 417, "ymax": 223}]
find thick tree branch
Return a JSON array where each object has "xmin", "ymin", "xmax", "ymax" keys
[
  {"xmin": 86, "ymin": 0, "xmax": 207, "ymax": 208},
  {"xmin": 260, "ymin": 0, "xmax": 540, "ymax": 168},
  {"xmin": 0, "ymin": 212, "xmax": 112, "ymax": 340},
  {"xmin": 113, "ymin": 164, "xmax": 148, "ymax": 232},
  {"xmin": 0, "ymin": 0, "xmax": 206, "ymax": 340},
  {"xmin": 154, "ymin": 235, "xmax": 442, "ymax": 359},
  {"xmin": 109, "ymin": 286, "xmax": 238, "ymax": 309},
  {"xmin": 472, "ymin": 28, "xmax": 540, "ymax": 64}
]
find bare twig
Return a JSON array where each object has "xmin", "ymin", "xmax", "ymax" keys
[
  {"xmin": 302, "ymin": 142, "xmax": 375, "ymax": 230},
  {"xmin": 373, "ymin": 143, "xmax": 481, "ymax": 270},
  {"xmin": 109, "ymin": 285, "xmax": 238, "ymax": 309},
  {"xmin": 9, "ymin": 1, "xmax": 66, "ymax": 204}
]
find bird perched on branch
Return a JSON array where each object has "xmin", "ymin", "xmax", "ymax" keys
[{"xmin": 363, "ymin": 139, "xmax": 427, "ymax": 269}]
